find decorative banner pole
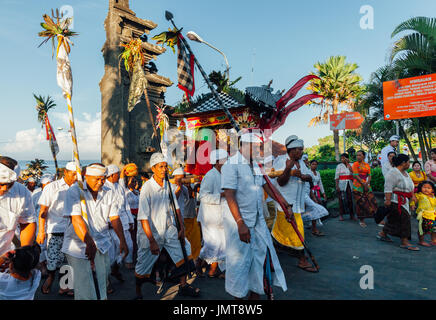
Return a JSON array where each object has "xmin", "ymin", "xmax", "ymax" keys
[
  {"xmin": 164, "ymin": 11, "xmax": 319, "ymax": 274},
  {"xmin": 38, "ymin": 9, "xmax": 100, "ymax": 298},
  {"xmin": 34, "ymin": 94, "xmax": 60, "ymax": 179},
  {"xmin": 120, "ymin": 39, "xmax": 192, "ymax": 278}
]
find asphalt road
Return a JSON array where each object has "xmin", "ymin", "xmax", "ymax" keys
[{"xmin": 34, "ymin": 206, "xmax": 436, "ymax": 300}]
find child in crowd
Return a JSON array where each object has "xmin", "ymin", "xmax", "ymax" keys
[
  {"xmin": 0, "ymin": 245, "xmax": 41, "ymax": 300},
  {"xmin": 412, "ymin": 181, "xmax": 436, "ymax": 247}
]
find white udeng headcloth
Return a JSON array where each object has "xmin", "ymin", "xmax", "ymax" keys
[
  {"xmin": 0, "ymin": 163, "xmax": 17, "ymax": 183},
  {"xmin": 172, "ymin": 167, "xmax": 185, "ymax": 176},
  {"xmin": 287, "ymin": 139, "xmax": 304, "ymax": 149},
  {"xmin": 210, "ymin": 149, "xmax": 228, "ymax": 164},
  {"xmin": 240, "ymin": 132, "xmax": 264, "ymax": 143},
  {"xmin": 85, "ymin": 164, "xmax": 107, "ymax": 177},
  {"xmin": 65, "ymin": 161, "xmax": 76, "ymax": 172},
  {"xmin": 106, "ymin": 164, "xmax": 120, "ymax": 176},
  {"xmin": 150, "ymin": 152, "xmax": 167, "ymax": 168}
]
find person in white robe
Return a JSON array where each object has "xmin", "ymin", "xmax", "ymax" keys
[
  {"xmin": 36, "ymin": 164, "xmax": 76, "ymax": 295},
  {"xmin": 272, "ymin": 137, "xmax": 319, "ymax": 272},
  {"xmin": 380, "ymin": 135, "xmax": 399, "ymax": 169},
  {"xmin": 134, "ymin": 153, "xmax": 200, "ymax": 299},
  {"xmin": 304, "ymin": 159, "xmax": 329, "ymax": 236},
  {"xmin": 62, "ymin": 163, "xmax": 128, "ymax": 300},
  {"xmin": 197, "ymin": 149, "xmax": 228, "ymax": 278},
  {"xmin": 0, "ymin": 157, "xmax": 36, "ymax": 260},
  {"xmin": 105, "ymin": 164, "xmax": 134, "ymax": 279},
  {"xmin": 335, "ymin": 153, "xmax": 355, "ymax": 220},
  {"xmin": 222, "ymin": 131, "xmax": 287, "ymax": 299},
  {"xmin": 382, "ymin": 151, "xmax": 396, "ymax": 178}
]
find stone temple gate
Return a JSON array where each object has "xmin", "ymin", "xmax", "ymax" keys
[{"xmin": 100, "ymin": 0, "xmax": 172, "ymax": 171}]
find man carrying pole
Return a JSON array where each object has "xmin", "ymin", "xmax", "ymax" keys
[
  {"xmin": 62, "ymin": 163, "xmax": 128, "ymax": 300},
  {"xmin": 271, "ymin": 136, "xmax": 318, "ymax": 273},
  {"xmin": 134, "ymin": 153, "xmax": 199, "ymax": 299},
  {"xmin": 221, "ymin": 131, "xmax": 288, "ymax": 300}
]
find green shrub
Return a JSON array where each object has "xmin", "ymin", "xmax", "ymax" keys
[
  {"xmin": 370, "ymin": 167, "xmax": 384, "ymax": 192},
  {"xmin": 319, "ymin": 169, "xmax": 336, "ymax": 199}
]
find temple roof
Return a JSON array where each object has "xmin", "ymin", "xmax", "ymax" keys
[{"xmin": 174, "ymin": 92, "xmax": 245, "ymax": 118}]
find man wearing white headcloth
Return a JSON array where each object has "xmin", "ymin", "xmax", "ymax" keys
[
  {"xmin": 380, "ymin": 135, "xmax": 399, "ymax": 169},
  {"xmin": 62, "ymin": 163, "xmax": 128, "ymax": 300},
  {"xmin": 197, "ymin": 149, "xmax": 228, "ymax": 278},
  {"xmin": 36, "ymin": 162, "xmax": 77, "ymax": 295},
  {"xmin": 105, "ymin": 164, "xmax": 134, "ymax": 281},
  {"xmin": 0, "ymin": 156, "xmax": 36, "ymax": 260},
  {"xmin": 221, "ymin": 131, "xmax": 287, "ymax": 299},
  {"xmin": 272, "ymin": 136, "xmax": 318, "ymax": 273},
  {"xmin": 135, "ymin": 153, "xmax": 200, "ymax": 299}
]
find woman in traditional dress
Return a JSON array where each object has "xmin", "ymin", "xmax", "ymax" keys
[
  {"xmin": 424, "ymin": 148, "xmax": 436, "ymax": 184},
  {"xmin": 377, "ymin": 154, "xmax": 419, "ymax": 251},
  {"xmin": 409, "ymin": 161, "xmax": 427, "ymax": 193},
  {"xmin": 352, "ymin": 150, "xmax": 378, "ymax": 228},
  {"xmin": 335, "ymin": 153, "xmax": 354, "ymax": 221}
]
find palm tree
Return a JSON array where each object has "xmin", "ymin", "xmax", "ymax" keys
[
  {"xmin": 390, "ymin": 17, "xmax": 436, "ymax": 162},
  {"xmin": 34, "ymin": 94, "xmax": 59, "ymax": 176},
  {"xmin": 307, "ymin": 56, "xmax": 364, "ymax": 161},
  {"xmin": 24, "ymin": 159, "xmax": 48, "ymax": 180}
]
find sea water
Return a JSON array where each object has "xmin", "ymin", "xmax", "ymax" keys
[{"xmin": 18, "ymin": 160, "xmax": 99, "ymax": 175}]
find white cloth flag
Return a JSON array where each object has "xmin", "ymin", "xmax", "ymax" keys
[{"xmin": 56, "ymin": 36, "xmax": 73, "ymax": 98}]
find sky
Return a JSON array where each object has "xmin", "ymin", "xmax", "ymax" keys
[{"xmin": 0, "ymin": 0, "xmax": 435, "ymax": 160}]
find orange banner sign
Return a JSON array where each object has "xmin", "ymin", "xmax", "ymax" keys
[
  {"xmin": 330, "ymin": 112, "xmax": 364, "ymax": 130},
  {"xmin": 383, "ymin": 73, "xmax": 436, "ymax": 120}
]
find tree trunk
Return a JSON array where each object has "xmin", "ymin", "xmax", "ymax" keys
[
  {"xmin": 422, "ymin": 125, "xmax": 431, "ymax": 160},
  {"xmin": 416, "ymin": 119, "xmax": 428, "ymax": 163},
  {"xmin": 333, "ymin": 130, "xmax": 340, "ymax": 161},
  {"xmin": 399, "ymin": 122, "xmax": 418, "ymax": 162}
]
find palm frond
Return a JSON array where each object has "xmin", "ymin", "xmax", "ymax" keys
[{"xmin": 34, "ymin": 94, "xmax": 56, "ymax": 126}]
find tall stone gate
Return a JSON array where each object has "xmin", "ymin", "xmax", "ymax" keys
[{"xmin": 100, "ymin": 0, "xmax": 172, "ymax": 171}]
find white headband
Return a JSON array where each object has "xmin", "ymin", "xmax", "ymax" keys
[
  {"xmin": 65, "ymin": 161, "xmax": 76, "ymax": 172},
  {"xmin": 150, "ymin": 152, "xmax": 167, "ymax": 168},
  {"xmin": 172, "ymin": 168, "xmax": 185, "ymax": 176},
  {"xmin": 106, "ymin": 164, "xmax": 120, "ymax": 176},
  {"xmin": 240, "ymin": 132, "xmax": 264, "ymax": 143},
  {"xmin": 287, "ymin": 139, "xmax": 304, "ymax": 149},
  {"xmin": 210, "ymin": 149, "xmax": 228, "ymax": 164},
  {"xmin": 85, "ymin": 164, "xmax": 107, "ymax": 177},
  {"xmin": 0, "ymin": 163, "xmax": 17, "ymax": 184}
]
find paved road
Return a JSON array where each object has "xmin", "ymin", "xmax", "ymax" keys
[{"xmin": 35, "ymin": 207, "xmax": 435, "ymax": 300}]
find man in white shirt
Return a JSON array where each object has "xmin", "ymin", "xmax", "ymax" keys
[
  {"xmin": 380, "ymin": 135, "xmax": 399, "ymax": 168},
  {"xmin": 105, "ymin": 164, "xmax": 134, "ymax": 279},
  {"xmin": 62, "ymin": 163, "xmax": 128, "ymax": 300},
  {"xmin": 222, "ymin": 131, "xmax": 287, "ymax": 299},
  {"xmin": 272, "ymin": 136, "xmax": 318, "ymax": 272},
  {"xmin": 0, "ymin": 156, "xmax": 36, "ymax": 259},
  {"xmin": 135, "ymin": 153, "xmax": 199, "ymax": 299},
  {"xmin": 36, "ymin": 162, "xmax": 77, "ymax": 295}
]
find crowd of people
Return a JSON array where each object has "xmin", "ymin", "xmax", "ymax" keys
[{"xmin": 0, "ymin": 133, "xmax": 435, "ymax": 300}]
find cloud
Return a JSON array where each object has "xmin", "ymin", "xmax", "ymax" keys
[{"xmin": 0, "ymin": 112, "xmax": 101, "ymax": 161}]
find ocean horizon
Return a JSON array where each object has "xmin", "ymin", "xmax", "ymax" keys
[{"xmin": 18, "ymin": 160, "xmax": 100, "ymax": 175}]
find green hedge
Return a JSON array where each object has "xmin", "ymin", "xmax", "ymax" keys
[{"xmin": 319, "ymin": 167, "xmax": 385, "ymax": 199}]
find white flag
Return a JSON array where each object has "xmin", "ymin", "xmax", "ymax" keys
[{"xmin": 56, "ymin": 36, "xmax": 73, "ymax": 98}]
